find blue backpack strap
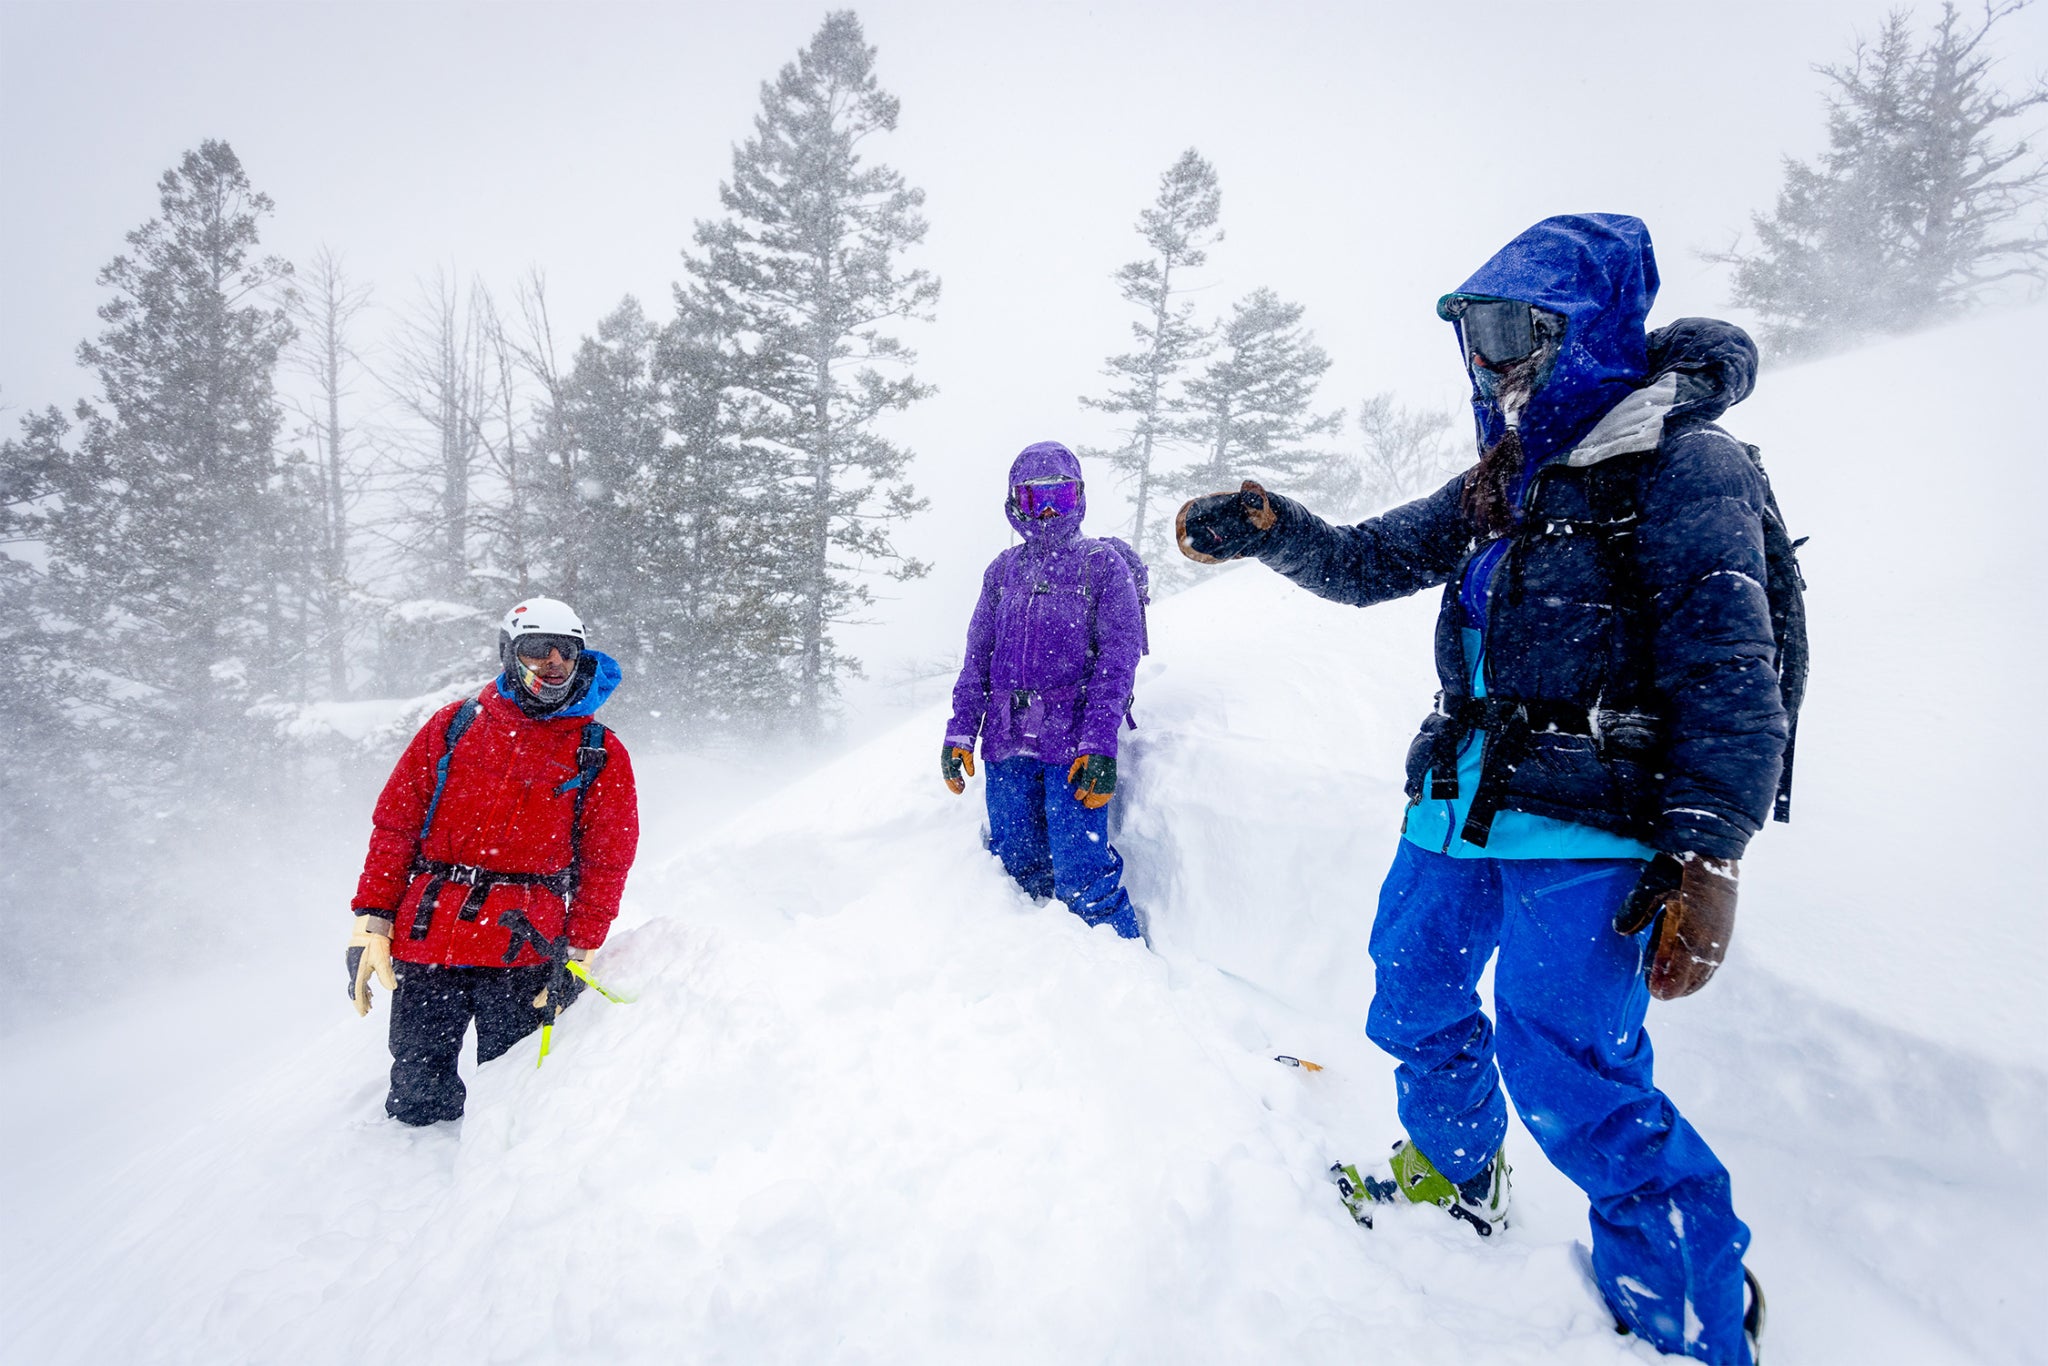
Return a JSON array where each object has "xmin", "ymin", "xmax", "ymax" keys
[
  {"xmin": 417, "ymin": 698, "xmax": 482, "ymax": 843},
  {"xmin": 543, "ymin": 721, "xmax": 611, "ymax": 903},
  {"xmin": 554, "ymin": 721, "xmax": 610, "ymax": 802}
]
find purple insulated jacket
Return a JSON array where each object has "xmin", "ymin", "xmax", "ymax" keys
[{"xmin": 945, "ymin": 442, "xmax": 1145, "ymax": 768}]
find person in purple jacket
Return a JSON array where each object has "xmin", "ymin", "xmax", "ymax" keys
[{"xmin": 942, "ymin": 440, "xmax": 1145, "ymax": 940}]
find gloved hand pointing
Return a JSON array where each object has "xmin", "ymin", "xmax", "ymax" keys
[
  {"xmin": 1067, "ymin": 754, "xmax": 1117, "ymax": 808},
  {"xmin": 347, "ymin": 917, "xmax": 396, "ymax": 1017},
  {"xmin": 1616, "ymin": 852, "xmax": 1739, "ymax": 1000},
  {"xmin": 1176, "ymin": 480, "xmax": 1278, "ymax": 563},
  {"xmin": 941, "ymin": 744, "xmax": 976, "ymax": 794}
]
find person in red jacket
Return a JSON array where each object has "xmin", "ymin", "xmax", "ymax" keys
[{"xmin": 346, "ymin": 597, "xmax": 640, "ymax": 1125}]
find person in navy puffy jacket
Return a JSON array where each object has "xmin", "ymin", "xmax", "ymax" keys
[
  {"xmin": 1177, "ymin": 216, "xmax": 1780, "ymax": 1364},
  {"xmin": 942, "ymin": 440, "xmax": 1145, "ymax": 940}
]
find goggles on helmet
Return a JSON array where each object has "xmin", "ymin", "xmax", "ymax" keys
[
  {"xmin": 511, "ymin": 633, "xmax": 582, "ymax": 665},
  {"xmin": 1438, "ymin": 295, "xmax": 1563, "ymax": 369},
  {"xmin": 1014, "ymin": 477, "xmax": 1082, "ymax": 520}
]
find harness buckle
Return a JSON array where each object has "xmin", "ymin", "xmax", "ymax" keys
[{"xmin": 445, "ymin": 863, "xmax": 485, "ymax": 886}]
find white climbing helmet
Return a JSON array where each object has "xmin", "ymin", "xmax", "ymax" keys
[{"xmin": 500, "ymin": 597, "xmax": 587, "ymax": 643}]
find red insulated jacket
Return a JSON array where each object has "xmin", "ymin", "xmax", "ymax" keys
[{"xmin": 352, "ymin": 685, "xmax": 639, "ymax": 968}]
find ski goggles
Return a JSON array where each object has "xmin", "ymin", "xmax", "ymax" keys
[
  {"xmin": 510, "ymin": 633, "xmax": 582, "ymax": 665},
  {"xmin": 1438, "ymin": 295, "xmax": 1557, "ymax": 368},
  {"xmin": 1014, "ymin": 477, "xmax": 1082, "ymax": 519}
]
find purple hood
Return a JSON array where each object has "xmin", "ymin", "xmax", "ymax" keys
[{"xmin": 1005, "ymin": 441, "xmax": 1088, "ymax": 544}]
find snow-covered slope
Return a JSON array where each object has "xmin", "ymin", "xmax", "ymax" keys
[{"xmin": 5, "ymin": 308, "xmax": 2044, "ymax": 1365}]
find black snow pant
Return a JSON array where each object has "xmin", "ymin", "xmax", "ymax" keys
[{"xmin": 385, "ymin": 961, "xmax": 583, "ymax": 1125}]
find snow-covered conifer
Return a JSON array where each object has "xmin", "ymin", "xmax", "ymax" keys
[
  {"xmin": 1081, "ymin": 149, "xmax": 1221, "ymax": 559},
  {"xmin": 680, "ymin": 10, "xmax": 938, "ymax": 734},
  {"xmin": 1717, "ymin": 1, "xmax": 2048, "ymax": 355},
  {"xmin": 43, "ymin": 140, "xmax": 299, "ymax": 794},
  {"xmin": 1171, "ymin": 288, "xmax": 1342, "ymax": 499}
]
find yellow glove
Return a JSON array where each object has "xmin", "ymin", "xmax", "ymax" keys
[{"xmin": 347, "ymin": 919, "xmax": 396, "ymax": 1017}]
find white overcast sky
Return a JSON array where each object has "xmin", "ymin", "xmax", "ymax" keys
[{"xmin": 5, "ymin": 1, "xmax": 2044, "ymax": 685}]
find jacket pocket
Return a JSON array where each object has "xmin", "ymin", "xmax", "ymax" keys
[{"xmin": 1404, "ymin": 713, "xmax": 1448, "ymax": 799}]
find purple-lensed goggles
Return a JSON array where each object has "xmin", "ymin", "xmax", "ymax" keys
[{"xmin": 1014, "ymin": 477, "xmax": 1082, "ymax": 519}]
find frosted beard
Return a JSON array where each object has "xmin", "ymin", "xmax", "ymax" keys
[{"xmin": 1463, "ymin": 358, "xmax": 1542, "ymax": 537}]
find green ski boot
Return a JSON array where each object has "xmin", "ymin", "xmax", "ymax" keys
[{"xmin": 1329, "ymin": 1139, "xmax": 1511, "ymax": 1237}]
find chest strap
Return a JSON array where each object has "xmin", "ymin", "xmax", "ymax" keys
[
  {"xmin": 1426, "ymin": 695, "xmax": 1655, "ymax": 849},
  {"xmin": 405, "ymin": 858, "xmax": 577, "ymax": 939}
]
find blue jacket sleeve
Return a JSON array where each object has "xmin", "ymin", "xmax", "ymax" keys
[
  {"xmin": 1635, "ymin": 427, "xmax": 1789, "ymax": 859},
  {"xmin": 1076, "ymin": 546, "xmax": 1144, "ymax": 758},
  {"xmin": 944, "ymin": 559, "xmax": 1002, "ymax": 751},
  {"xmin": 1252, "ymin": 475, "xmax": 1473, "ymax": 607}
]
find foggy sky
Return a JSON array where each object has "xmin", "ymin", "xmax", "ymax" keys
[{"xmin": 6, "ymin": 0, "xmax": 2040, "ymax": 686}]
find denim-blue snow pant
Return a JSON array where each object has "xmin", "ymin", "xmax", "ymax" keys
[
  {"xmin": 985, "ymin": 757, "xmax": 1142, "ymax": 939},
  {"xmin": 1368, "ymin": 840, "xmax": 1752, "ymax": 1365}
]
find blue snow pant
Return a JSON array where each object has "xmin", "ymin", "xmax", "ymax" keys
[
  {"xmin": 985, "ymin": 756, "xmax": 1142, "ymax": 938},
  {"xmin": 1368, "ymin": 840, "xmax": 1752, "ymax": 1365}
]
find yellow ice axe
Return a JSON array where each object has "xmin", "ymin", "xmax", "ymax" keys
[{"xmin": 535, "ymin": 960, "xmax": 637, "ymax": 1067}]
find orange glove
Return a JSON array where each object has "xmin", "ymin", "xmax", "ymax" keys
[
  {"xmin": 1067, "ymin": 754, "xmax": 1117, "ymax": 808},
  {"xmin": 941, "ymin": 744, "xmax": 976, "ymax": 794}
]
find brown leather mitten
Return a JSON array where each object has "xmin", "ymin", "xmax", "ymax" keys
[
  {"xmin": 1175, "ymin": 480, "xmax": 1278, "ymax": 563},
  {"xmin": 1618, "ymin": 853, "xmax": 1739, "ymax": 1000}
]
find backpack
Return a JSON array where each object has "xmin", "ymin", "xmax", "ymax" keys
[
  {"xmin": 1745, "ymin": 444, "xmax": 1809, "ymax": 824},
  {"xmin": 1089, "ymin": 535, "xmax": 1152, "ymax": 656},
  {"xmin": 1569, "ymin": 442, "xmax": 1808, "ymax": 824}
]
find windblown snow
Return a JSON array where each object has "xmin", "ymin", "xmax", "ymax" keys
[{"xmin": 5, "ymin": 307, "xmax": 2044, "ymax": 1364}]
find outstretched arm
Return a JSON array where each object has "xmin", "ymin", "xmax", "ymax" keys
[{"xmin": 1180, "ymin": 475, "xmax": 1474, "ymax": 608}]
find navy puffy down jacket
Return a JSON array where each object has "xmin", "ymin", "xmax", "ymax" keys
[{"xmin": 1252, "ymin": 306, "xmax": 1787, "ymax": 860}]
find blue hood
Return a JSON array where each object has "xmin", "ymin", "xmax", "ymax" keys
[
  {"xmin": 1004, "ymin": 440, "xmax": 1087, "ymax": 544},
  {"xmin": 496, "ymin": 648, "xmax": 623, "ymax": 719},
  {"xmin": 1445, "ymin": 213, "xmax": 1660, "ymax": 473}
]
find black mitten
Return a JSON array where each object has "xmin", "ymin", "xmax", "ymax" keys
[{"xmin": 1176, "ymin": 480, "xmax": 1279, "ymax": 563}]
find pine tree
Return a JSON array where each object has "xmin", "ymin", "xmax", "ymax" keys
[
  {"xmin": 1717, "ymin": 1, "xmax": 2048, "ymax": 355},
  {"xmin": 1081, "ymin": 149, "xmax": 1221, "ymax": 558},
  {"xmin": 0, "ymin": 407, "xmax": 154, "ymax": 990},
  {"xmin": 545, "ymin": 298, "xmax": 661, "ymax": 641},
  {"xmin": 682, "ymin": 10, "xmax": 938, "ymax": 734},
  {"xmin": 1172, "ymin": 288, "xmax": 1342, "ymax": 498},
  {"xmin": 41, "ymin": 140, "xmax": 297, "ymax": 796},
  {"xmin": 648, "ymin": 311, "xmax": 804, "ymax": 732}
]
